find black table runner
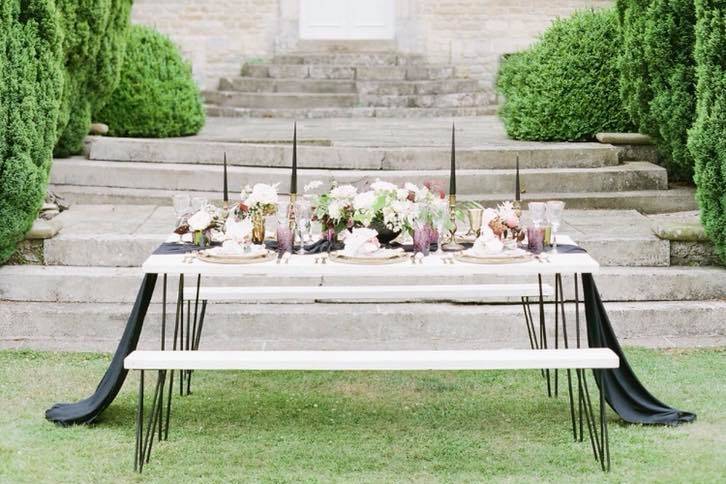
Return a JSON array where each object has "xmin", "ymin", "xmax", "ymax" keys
[{"xmin": 46, "ymin": 244, "xmax": 695, "ymax": 426}]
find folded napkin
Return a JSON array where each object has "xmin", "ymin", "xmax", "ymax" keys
[
  {"xmin": 342, "ymin": 228, "xmax": 380, "ymax": 257},
  {"xmin": 467, "ymin": 226, "xmax": 504, "ymax": 256}
]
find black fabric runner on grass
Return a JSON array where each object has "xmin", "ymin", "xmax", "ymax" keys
[{"xmin": 46, "ymin": 243, "xmax": 695, "ymax": 426}]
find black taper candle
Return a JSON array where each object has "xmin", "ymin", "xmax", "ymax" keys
[
  {"xmin": 515, "ymin": 154, "xmax": 520, "ymax": 201},
  {"xmin": 291, "ymin": 122, "xmax": 297, "ymax": 195},
  {"xmin": 223, "ymin": 151, "xmax": 229, "ymax": 203},
  {"xmin": 449, "ymin": 123, "xmax": 456, "ymax": 195}
]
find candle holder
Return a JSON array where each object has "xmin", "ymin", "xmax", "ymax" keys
[{"xmin": 443, "ymin": 194, "xmax": 464, "ymax": 251}]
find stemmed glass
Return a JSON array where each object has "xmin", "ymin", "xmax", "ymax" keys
[
  {"xmin": 295, "ymin": 198, "xmax": 312, "ymax": 254},
  {"xmin": 172, "ymin": 194, "xmax": 191, "ymax": 225},
  {"xmin": 528, "ymin": 202, "xmax": 546, "ymax": 228},
  {"xmin": 545, "ymin": 201, "xmax": 565, "ymax": 253},
  {"xmin": 434, "ymin": 202, "xmax": 448, "ymax": 255}
]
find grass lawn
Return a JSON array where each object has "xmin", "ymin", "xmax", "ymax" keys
[{"xmin": 0, "ymin": 348, "xmax": 724, "ymax": 483}]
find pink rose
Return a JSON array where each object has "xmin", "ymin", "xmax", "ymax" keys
[{"xmin": 505, "ymin": 216, "xmax": 519, "ymax": 228}]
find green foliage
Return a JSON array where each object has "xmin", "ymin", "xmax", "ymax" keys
[
  {"xmin": 53, "ymin": 0, "xmax": 132, "ymax": 157},
  {"xmin": 688, "ymin": 1, "xmax": 726, "ymax": 263},
  {"xmin": 96, "ymin": 25, "xmax": 205, "ymax": 138},
  {"xmin": 617, "ymin": 0, "xmax": 697, "ymax": 180},
  {"xmin": 496, "ymin": 8, "xmax": 632, "ymax": 141},
  {"xmin": 0, "ymin": 0, "xmax": 63, "ymax": 263}
]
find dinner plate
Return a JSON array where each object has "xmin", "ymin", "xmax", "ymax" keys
[
  {"xmin": 196, "ymin": 249, "xmax": 275, "ymax": 264},
  {"xmin": 329, "ymin": 250, "xmax": 408, "ymax": 265},
  {"xmin": 454, "ymin": 249, "xmax": 533, "ymax": 264}
]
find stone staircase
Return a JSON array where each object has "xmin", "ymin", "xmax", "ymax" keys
[{"xmin": 203, "ymin": 51, "xmax": 497, "ymax": 118}]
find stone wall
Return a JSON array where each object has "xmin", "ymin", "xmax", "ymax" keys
[{"xmin": 131, "ymin": 0, "xmax": 613, "ymax": 90}]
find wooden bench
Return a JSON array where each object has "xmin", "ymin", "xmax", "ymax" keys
[{"xmin": 126, "ymin": 348, "xmax": 617, "ymax": 472}]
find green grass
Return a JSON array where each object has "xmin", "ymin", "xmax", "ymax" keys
[{"xmin": 1, "ymin": 348, "xmax": 724, "ymax": 483}]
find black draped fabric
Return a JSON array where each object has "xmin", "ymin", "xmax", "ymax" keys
[
  {"xmin": 581, "ymin": 273, "xmax": 696, "ymax": 425},
  {"xmin": 45, "ymin": 274, "xmax": 158, "ymax": 426}
]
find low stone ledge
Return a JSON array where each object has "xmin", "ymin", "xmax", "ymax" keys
[
  {"xmin": 25, "ymin": 218, "xmax": 62, "ymax": 240},
  {"xmin": 652, "ymin": 221, "xmax": 709, "ymax": 242},
  {"xmin": 596, "ymin": 132, "xmax": 654, "ymax": 145}
]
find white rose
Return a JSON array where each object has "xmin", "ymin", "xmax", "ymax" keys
[
  {"xmin": 482, "ymin": 208, "xmax": 499, "ymax": 226},
  {"xmin": 396, "ymin": 188, "xmax": 410, "ymax": 201},
  {"xmin": 404, "ymin": 182, "xmax": 419, "ymax": 193},
  {"xmin": 188, "ymin": 210, "xmax": 212, "ymax": 232},
  {"xmin": 328, "ymin": 200, "xmax": 343, "ymax": 220},
  {"xmin": 330, "ymin": 184, "xmax": 357, "ymax": 199},
  {"xmin": 353, "ymin": 191, "xmax": 377, "ymax": 211},
  {"xmin": 370, "ymin": 180, "xmax": 398, "ymax": 192},
  {"xmin": 304, "ymin": 180, "xmax": 323, "ymax": 192}
]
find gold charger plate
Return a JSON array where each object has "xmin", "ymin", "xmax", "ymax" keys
[
  {"xmin": 329, "ymin": 250, "xmax": 409, "ymax": 265},
  {"xmin": 454, "ymin": 251, "xmax": 533, "ymax": 265},
  {"xmin": 196, "ymin": 249, "xmax": 276, "ymax": 264}
]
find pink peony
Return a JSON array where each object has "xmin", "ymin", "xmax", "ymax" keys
[{"xmin": 505, "ymin": 216, "xmax": 519, "ymax": 228}]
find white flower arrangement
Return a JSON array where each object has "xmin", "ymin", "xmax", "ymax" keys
[
  {"xmin": 240, "ymin": 183, "xmax": 279, "ymax": 217},
  {"xmin": 304, "ymin": 180, "xmax": 323, "ymax": 193}
]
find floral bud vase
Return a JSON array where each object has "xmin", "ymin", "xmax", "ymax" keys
[{"xmin": 251, "ymin": 213, "xmax": 265, "ymax": 245}]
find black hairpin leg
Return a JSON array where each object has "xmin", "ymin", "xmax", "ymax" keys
[
  {"xmin": 134, "ymin": 370, "xmax": 166, "ymax": 472},
  {"xmin": 178, "ymin": 275, "xmax": 185, "ymax": 397},
  {"xmin": 186, "ymin": 275, "xmax": 202, "ymax": 395},
  {"xmin": 157, "ymin": 274, "xmax": 167, "ymax": 441},
  {"xmin": 556, "ymin": 274, "xmax": 577, "ymax": 440},
  {"xmin": 538, "ymin": 274, "xmax": 551, "ymax": 397},
  {"xmin": 521, "ymin": 296, "xmax": 544, "ymax": 378},
  {"xmin": 553, "ymin": 274, "xmax": 561, "ymax": 397},
  {"xmin": 574, "ymin": 273, "xmax": 584, "ymax": 442},
  {"xmin": 194, "ymin": 300, "xmax": 207, "ymax": 351}
]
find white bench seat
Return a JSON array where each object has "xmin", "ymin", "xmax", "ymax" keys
[
  {"xmin": 125, "ymin": 349, "xmax": 618, "ymax": 371},
  {"xmin": 182, "ymin": 284, "xmax": 554, "ymax": 302}
]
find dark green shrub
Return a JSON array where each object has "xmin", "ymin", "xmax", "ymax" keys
[
  {"xmin": 53, "ymin": 0, "xmax": 132, "ymax": 157},
  {"xmin": 688, "ymin": 1, "xmax": 726, "ymax": 263},
  {"xmin": 496, "ymin": 8, "xmax": 632, "ymax": 141},
  {"xmin": 96, "ymin": 25, "xmax": 205, "ymax": 138},
  {"xmin": 617, "ymin": 0, "xmax": 697, "ymax": 180},
  {"xmin": 0, "ymin": 0, "xmax": 63, "ymax": 263}
]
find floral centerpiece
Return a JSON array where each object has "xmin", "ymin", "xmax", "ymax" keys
[
  {"xmin": 174, "ymin": 202, "xmax": 223, "ymax": 246},
  {"xmin": 237, "ymin": 183, "xmax": 279, "ymax": 243},
  {"xmin": 482, "ymin": 200, "xmax": 525, "ymax": 248},
  {"xmin": 352, "ymin": 180, "xmax": 417, "ymax": 243},
  {"xmin": 310, "ymin": 183, "xmax": 357, "ymax": 240}
]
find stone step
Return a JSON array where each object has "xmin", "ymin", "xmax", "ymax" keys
[
  {"xmin": 271, "ymin": 52, "xmax": 426, "ymax": 66},
  {"xmin": 3, "ymin": 265, "xmax": 724, "ymax": 304},
  {"xmin": 205, "ymin": 105, "xmax": 498, "ymax": 118},
  {"xmin": 49, "ymin": 185, "xmax": 695, "ymax": 214},
  {"xmin": 49, "ymin": 158, "xmax": 668, "ymax": 195},
  {"xmin": 219, "ymin": 77, "xmax": 358, "ymax": 94},
  {"xmin": 2, "ymin": 299, "xmax": 724, "ymax": 352},
  {"xmin": 86, "ymin": 137, "xmax": 619, "ymax": 170},
  {"xmin": 241, "ymin": 63, "xmax": 458, "ymax": 81},
  {"xmin": 203, "ymin": 91, "xmax": 358, "ymax": 109},
  {"xmin": 356, "ymin": 79, "xmax": 482, "ymax": 96},
  {"xmin": 358, "ymin": 92, "xmax": 492, "ymax": 109}
]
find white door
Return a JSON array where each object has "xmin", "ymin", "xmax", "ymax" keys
[{"xmin": 299, "ymin": 0, "xmax": 395, "ymax": 40}]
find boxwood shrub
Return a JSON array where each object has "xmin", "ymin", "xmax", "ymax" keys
[
  {"xmin": 496, "ymin": 8, "xmax": 632, "ymax": 141},
  {"xmin": 688, "ymin": 1, "xmax": 726, "ymax": 262},
  {"xmin": 96, "ymin": 25, "xmax": 205, "ymax": 138},
  {"xmin": 617, "ymin": 0, "xmax": 697, "ymax": 180},
  {"xmin": 0, "ymin": 0, "xmax": 63, "ymax": 262},
  {"xmin": 53, "ymin": 0, "xmax": 132, "ymax": 157}
]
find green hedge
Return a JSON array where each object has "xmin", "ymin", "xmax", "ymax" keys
[
  {"xmin": 496, "ymin": 8, "xmax": 632, "ymax": 141},
  {"xmin": 96, "ymin": 25, "xmax": 205, "ymax": 138},
  {"xmin": 617, "ymin": 0, "xmax": 697, "ymax": 180},
  {"xmin": 688, "ymin": 1, "xmax": 726, "ymax": 263},
  {"xmin": 53, "ymin": 0, "xmax": 132, "ymax": 157},
  {"xmin": 0, "ymin": 0, "xmax": 64, "ymax": 262}
]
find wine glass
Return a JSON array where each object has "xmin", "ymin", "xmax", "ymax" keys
[
  {"xmin": 434, "ymin": 203, "xmax": 448, "ymax": 255},
  {"xmin": 295, "ymin": 199, "xmax": 312, "ymax": 254},
  {"xmin": 546, "ymin": 201, "xmax": 565, "ymax": 253},
  {"xmin": 528, "ymin": 202, "xmax": 546, "ymax": 228},
  {"xmin": 172, "ymin": 194, "xmax": 191, "ymax": 225},
  {"xmin": 191, "ymin": 197, "xmax": 206, "ymax": 212}
]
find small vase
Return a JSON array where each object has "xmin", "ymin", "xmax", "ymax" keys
[
  {"xmin": 251, "ymin": 214, "xmax": 265, "ymax": 245},
  {"xmin": 413, "ymin": 226, "xmax": 431, "ymax": 256},
  {"xmin": 193, "ymin": 230, "xmax": 206, "ymax": 247}
]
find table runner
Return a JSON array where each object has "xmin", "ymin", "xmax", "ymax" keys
[{"xmin": 46, "ymin": 244, "xmax": 695, "ymax": 426}]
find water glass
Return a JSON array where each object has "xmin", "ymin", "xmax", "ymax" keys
[
  {"xmin": 276, "ymin": 222, "xmax": 294, "ymax": 254},
  {"xmin": 528, "ymin": 202, "xmax": 546, "ymax": 228},
  {"xmin": 527, "ymin": 226, "xmax": 545, "ymax": 254},
  {"xmin": 191, "ymin": 197, "xmax": 207, "ymax": 212},
  {"xmin": 546, "ymin": 201, "xmax": 565, "ymax": 252},
  {"xmin": 413, "ymin": 225, "xmax": 431, "ymax": 256}
]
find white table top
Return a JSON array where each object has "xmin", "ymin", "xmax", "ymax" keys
[{"xmin": 141, "ymin": 235, "xmax": 599, "ymax": 277}]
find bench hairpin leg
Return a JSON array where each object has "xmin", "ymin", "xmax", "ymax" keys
[
  {"xmin": 553, "ymin": 274, "xmax": 561, "ymax": 397},
  {"xmin": 574, "ymin": 273, "xmax": 584, "ymax": 441},
  {"xmin": 134, "ymin": 370, "xmax": 144, "ymax": 472},
  {"xmin": 521, "ymin": 297, "xmax": 537, "ymax": 350},
  {"xmin": 142, "ymin": 371, "xmax": 165, "ymax": 466},
  {"xmin": 163, "ymin": 369, "xmax": 174, "ymax": 440},
  {"xmin": 158, "ymin": 274, "xmax": 167, "ymax": 440},
  {"xmin": 538, "ymin": 274, "xmax": 551, "ymax": 397},
  {"xmin": 179, "ymin": 274, "xmax": 185, "ymax": 397},
  {"xmin": 597, "ymin": 368, "xmax": 611, "ymax": 471},
  {"xmin": 557, "ymin": 274, "xmax": 577, "ymax": 441},
  {"xmin": 187, "ymin": 275, "xmax": 202, "ymax": 395},
  {"xmin": 581, "ymin": 369, "xmax": 603, "ymax": 462},
  {"xmin": 194, "ymin": 300, "xmax": 207, "ymax": 351}
]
